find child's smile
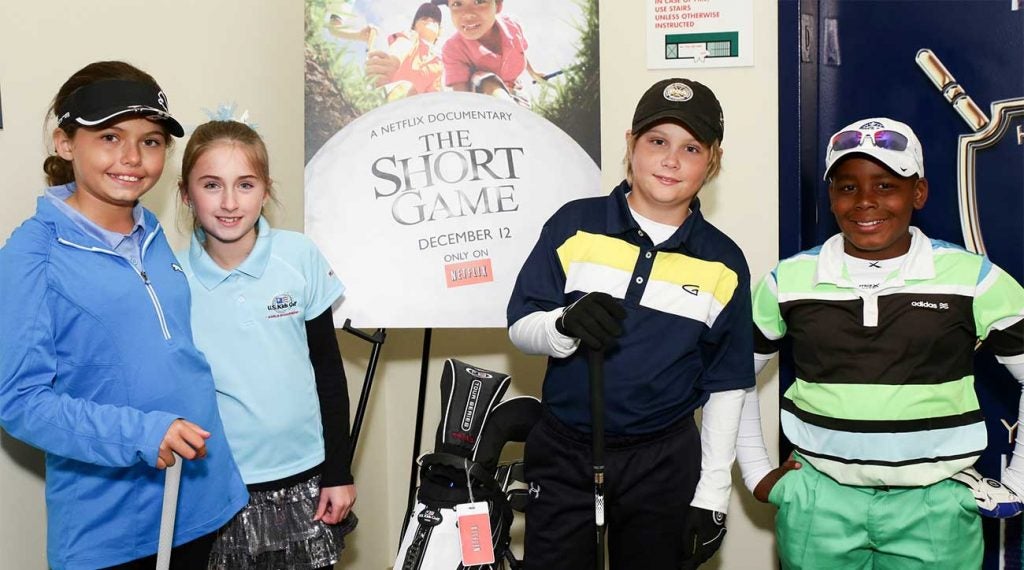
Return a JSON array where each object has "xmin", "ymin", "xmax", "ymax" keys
[
  {"xmin": 828, "ymin": 156, "xmax": 927, "ymax": 260},
  {"xmin": 449, "ymin": 0, "xmax": 500, "ymax": 42},
  {"xmin": 185, "ymin": 142, "xmax": 268, "ymax": 266},
  {"xmin": 56, "ymin": 117, "xmax": 168, "ymax": 231},
  {"xmin": 627, "ymin": 122, "xmax": 711, "ymax": 226}
]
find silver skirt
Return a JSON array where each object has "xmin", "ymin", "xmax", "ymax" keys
[{"xmin": 208, "ymin": 473, "xmax": 357, "ymax": 570}]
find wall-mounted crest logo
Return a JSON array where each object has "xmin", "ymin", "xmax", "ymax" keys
[{"xmin": 917, "ymin": 49, "xmax": 1024, "ymax": 259}]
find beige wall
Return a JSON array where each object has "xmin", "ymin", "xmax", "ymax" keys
[{"xmin": 0, "ymin": 1, "xmax": 780, "ymax": 568}]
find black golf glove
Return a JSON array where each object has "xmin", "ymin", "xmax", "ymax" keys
[
  {"xmin": 555, "ymin": 292, "xmax": 625, "ymax": 351},
  {"xmin": 680, "ymin": 506, "xmax": 727, "ymax": 568}
]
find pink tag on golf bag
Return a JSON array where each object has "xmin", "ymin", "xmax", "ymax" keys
[{"xmin": 456, "ymin": 502, "xmax": 495, "ymax": 565}]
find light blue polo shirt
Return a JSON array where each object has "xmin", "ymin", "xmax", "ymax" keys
[{"xmin": 178, "ymin": 217, "xmax": 344, "ymax": 484}]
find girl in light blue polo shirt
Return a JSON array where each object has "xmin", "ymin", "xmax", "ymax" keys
[{"xmin": 177, "ymin": 121, "xmax": 357, "ymax": 569}]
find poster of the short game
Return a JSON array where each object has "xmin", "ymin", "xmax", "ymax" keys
[{"xmin": 304, "ymin": 0, "xmax": 602, "ymax": 328}]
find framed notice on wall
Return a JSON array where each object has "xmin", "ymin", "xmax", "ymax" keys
[{"xmin": 646, "ymin": 0, "xmax": 753, "ymax": 69}]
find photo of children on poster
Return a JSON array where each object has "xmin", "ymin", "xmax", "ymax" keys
[
  {"xmin": 305, "ymin": 0, "xmax": 599, "ymax": 163},
  {"xmin": 304, "ymin": 0, "xmax": 602, "ymax": 328}
]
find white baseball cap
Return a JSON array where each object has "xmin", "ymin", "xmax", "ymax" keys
[{"xmin": 824, "ymin": 117, "xmax": 924, "ymax": 181}]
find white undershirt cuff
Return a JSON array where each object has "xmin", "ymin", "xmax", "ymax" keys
[
  {"xmin": 509, "ymin": 309, "xmax": 580, "ymax": 358},
  {"xmin": 690, "ymin": 388, "xmax": 745, "ymax": 513}
]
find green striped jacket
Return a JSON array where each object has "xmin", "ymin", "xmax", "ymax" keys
[{"xmin": 753, "ymin": 228, "xmax": 1024, "ymax": 486}]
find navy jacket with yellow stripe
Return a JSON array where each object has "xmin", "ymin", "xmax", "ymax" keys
[{"xmin": 507, "ymin": 181, "xmax": 755, "ymax": 435}]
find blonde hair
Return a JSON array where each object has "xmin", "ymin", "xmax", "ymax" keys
[
  {"xmin": 44, "ymin": 61, "xmax": 171, "ymax": 186},
  {"xmin": 623, "ymin": 127, "xmax": 723, "ymax": 187},
  {"xmin": 178, "ymin": 121, "xmax": 276, "ymax": 228}
]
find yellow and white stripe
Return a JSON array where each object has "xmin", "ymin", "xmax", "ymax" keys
[
  {"xmin": 558, "ymin": 232, "xmax": 636, "ymax": 298},
  {"xmin": 556, "ymin": 231, "xmax": 738, "ymax": 327},
  {"xmin": 642, "ymin": 252, "xmax": 737, "ymax": 327}
]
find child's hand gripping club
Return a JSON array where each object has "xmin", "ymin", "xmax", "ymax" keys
[{"xmin": 556, "ymin": 292, "xmax": 626, "ymax": 351}]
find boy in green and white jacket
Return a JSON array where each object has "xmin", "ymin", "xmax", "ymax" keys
[{"xmin": 743, "ymin": 117, "xmax": 1024, "ymax": 569}]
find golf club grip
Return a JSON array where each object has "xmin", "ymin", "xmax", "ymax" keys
[
  {"xmin": 533, "ymin": 69, "xmax": 565, "ymax": 84},
  {"xmin": 915, "ymin": 48, "xmax": 988, "ymax": 131},
  {"xmin": 156, "ymin": 452, "xmax": 183, "ymax": 570}
]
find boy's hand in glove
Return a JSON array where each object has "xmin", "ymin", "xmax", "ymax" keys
[
  {"xmin": 555, "ymin": 292, "xmax": 626, "ymax": 351},
  {"xmin": 680, "ymin": 507, "xmax": 727, "ymax": 568}
]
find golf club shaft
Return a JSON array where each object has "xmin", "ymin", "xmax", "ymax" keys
[{"xmin": 156, "ymin": 453, "xmax": 182, "ymax": 570}]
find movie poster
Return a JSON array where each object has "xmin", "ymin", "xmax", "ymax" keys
[{"xmin": 304, "ymin": 0, "xmax": 602, "ymax": 328}]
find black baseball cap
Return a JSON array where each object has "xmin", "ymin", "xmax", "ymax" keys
[
  {"xmin": 413, "ymin": 2, "xmax": 442, "ymax": 26},
  {"xmin": 631, "ymin": 78, "xmax": 724, "ymax": 144},
  {"xmin": 55, "ymin": 79, "xmax": 184, "ymax": 137}
]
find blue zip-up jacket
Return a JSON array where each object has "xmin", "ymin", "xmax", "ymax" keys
[{"xmin": 0, "ymin": 192, "xmax": 248, "ymax": 570}]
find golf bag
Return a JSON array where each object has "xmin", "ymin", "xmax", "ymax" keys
[{"xmin": 395, "ymin": 359, "xmax": 542, "ymax": 570}]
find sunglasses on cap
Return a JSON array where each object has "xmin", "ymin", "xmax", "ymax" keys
[{"xmin": 830, "ymin": 130, "xmax": 909, "ymax": 152}]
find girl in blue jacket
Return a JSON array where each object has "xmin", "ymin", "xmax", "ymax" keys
[
  {"xmin": 0, "ymin": 61, "xmax": 248, "ymax": 570},
  {"xmin": 177, "ymin": 120, "xmax": 357, "ymax": 569}
]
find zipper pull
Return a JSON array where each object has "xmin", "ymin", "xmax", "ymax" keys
[{"xmin": 140, "ymin": 271, "xmax": 150, "ymax": 285}]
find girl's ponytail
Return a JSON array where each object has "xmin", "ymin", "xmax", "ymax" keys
[{"xmin": 43, "ymin": 155, "xmax": 75, "ymax": 186}]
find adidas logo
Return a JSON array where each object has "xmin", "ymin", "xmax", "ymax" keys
[{"xmin": 911, "ymin": 300, "xmax": 949, "ymax": 310}]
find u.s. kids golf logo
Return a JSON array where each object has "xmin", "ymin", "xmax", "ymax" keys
[{"xmin": 266, "ymin": 293, "xmax": 299, "ymax": 319}]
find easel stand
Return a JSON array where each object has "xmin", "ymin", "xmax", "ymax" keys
[
  {"xmin": 407, "ymin": 328, "xmax": 433, "ymax": 517},
  {"xmin": 342, "ymin": 318, "xmax": 387, "ymax": 460},
  {"xmin": 341, "ymin": 321, "xmax": 433, "ymax": 541}
]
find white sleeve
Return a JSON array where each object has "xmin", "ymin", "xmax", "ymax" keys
[
  {"xmin": 1005, "ymin": 361, "xmax": 1024, "ymax": 383},
  {"xmin": 690, "ymin": 388, "xmax": 745, "ymax": 513},
  {"xmin": 508, "ymin": 308, "xmax": 580, "ymax": 358},
  {"xmin": 754, "ymin": 352, "xmax": 774, "ymax": 375},
  {"xmin": 736, "ymin": 386, "xmax": 774, "ymax": 493},
  {"xmin": 996, "ymin": 360, "xmax": 1024, "ymax": 496}
]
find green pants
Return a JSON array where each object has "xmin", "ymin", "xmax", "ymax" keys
[{"xmin": 769, "ymin": 455, "xmax": 982, "ymax": 570}]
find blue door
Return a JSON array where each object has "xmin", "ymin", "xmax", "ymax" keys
[{"xmin": 779, "ymin": 1, "xmax": 1024, "ymax": 567}]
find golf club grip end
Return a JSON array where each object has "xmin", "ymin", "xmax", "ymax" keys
[{"xmin": 915, "ymin": 48, "xmax": 954, "ymax": 92}]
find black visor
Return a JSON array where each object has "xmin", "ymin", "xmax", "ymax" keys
[{"xmin": 56, "ymin": 79, "xmax": 184, "ymax": 137}]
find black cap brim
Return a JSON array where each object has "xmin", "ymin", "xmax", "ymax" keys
[
  {"xmin": 632, "ymin": 109, "xmax": 717, "ymax": 145},
  {"xmin": 75, "ymin": 107, "xmax": 185, "ymax": 138}
]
